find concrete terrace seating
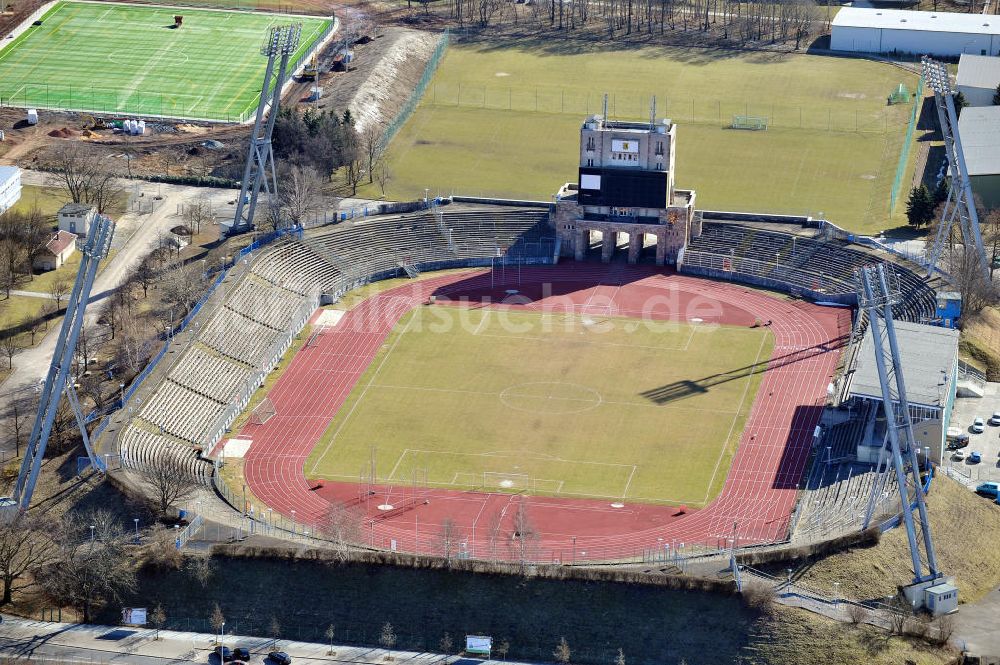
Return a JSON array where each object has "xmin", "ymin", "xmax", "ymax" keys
[
  {"xmin": 794, "ymin": 463, "xmax": 897, "ymax": 540},
  {"xmin": 250, "ymin": 241, "xmax": 340, "ymax": 295},
  {"xmin": 825, "ymin": 401, "xmax": 876, "ymax": 461},
  {"xmin": 169, "ymin": 345, "xmax": 249, "ymax": 405},
  {"xmin": 120, "ymin": 427, "xmax": 213, "ymax": 483},
  {"xmin": 224, "ymin": 275, "xmax": 307, "ymax": 330},
  {"xmin": 137, "ymin": 379, "xmax": 226, "ymax": 443},
  {"xmin": 687, "ymin": 222, "xmax": 938, "ymax": 322},
  {"xmin": 200, "ymin": 307, "xmax": 282, "ymax": 367}
]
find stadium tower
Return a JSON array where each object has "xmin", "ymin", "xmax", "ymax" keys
[{"xmin": 551, "ymin": 98, "xmax": 696, "ymax": 265}]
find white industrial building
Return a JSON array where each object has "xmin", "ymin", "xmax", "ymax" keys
[
  {"xmin": 0, "ymin": 166, "xmax": 21, "ymax": 215},
  {"xmin": 831, "ymin": 8, "xmax": 1000, "ymax": 57},
  {"xmin": 957, "ymin": 54, "xmax": 1000, "ymax": 106},
  {"xmin": 958, "ymin": 105, "xmax": 1000, "ymax": 210}
]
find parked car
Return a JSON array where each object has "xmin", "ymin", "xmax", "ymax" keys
[
  {"xmin": 213, "ymin": 646, "xmax": 233, "ymax": 662},
  {"xmin": 947, "ymin": 432, "xmax": 971, "ymax": 449},
  {"xmin": 991, "ymin": 412, "xmax": 1000, "ymax": 426},
  {"xmin": 972, "ymin": 417, "xmax": 986, "ymax": 434},
  {"xmin": 952, "ymin": 450, "xmax": 966, "ymax": 461},
  {"xmin": 233, "ymin": 647, "xmax": 250, "ymax": 662},
  {"xmin": 976, "ymin": 482, "xmax": 1000, "ymax": 498},
  {"xmin": 268, "ymin": 652, "xmax": 292, "ymax": 665},
  {"xmin": 969, "ymin": 451, "xmax": 983, "ymax": 464}
]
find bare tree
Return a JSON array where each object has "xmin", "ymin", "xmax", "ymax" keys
[
  {"xmin": 133, "ymin": 259, "xmax": 157, "ymax": 299},
  {"xmin": 51, "ymin": 144, "xmax": 124, "ymax": 214},
  {"xmin": 139, "ymin": 457, "xmax": 198, "ymax": 516},
  {"xmin": 269, "ymin": 615, "xmax": 283, "ymax": 647},
  {"xmin": 49, "ymin": 276, "xmax": 70, "ymax": 309},
  {"xmin": 510, "ymin": 498, "xmax": 540, "ymax": 566},
  {"xmin": 139, "ymin": 526, "xmax": 184, "ymax": 571},
  {"xmin": 210, "ymin": 602, "xmax": 225, "ymax": 643},
  {"xmin": 149, "ymin": 603, "xmax": 167, "ymax": 640},
  {"xmin": 325, "ymin": 624, "xmax": 336, "ymax": 655},
  {"xmin": 279, "ymin": 164, "xmax": 324, "ymax": 226},
  {"xmin": 0, "ymin": 512, "xmax": 60, "ymax": 605},
  {"xmin": 4, "ymin": 391, "xmax": 36, "ymax": 456},
  {"xmin": 39, "ymin": 509, "xmax": 137, "ymax": 622},
  {"xmin": 553, "ymin": 637, "xmax": 571, "ymax": 664},
  {"xmin": 375, "ymin": 160, "xmax": 392, "ymax": 199},
  {"xmin": 160, "ymin": 262, "xmax": 205, "ymax": 315},
  {"xmin": 949, "ymin": 244, "xmax": 997, "ymax": 316},
  {"xmin": 495, "ymin": 639, "xmax": 510, "ymax": 662},
  {"xmin": 439, "ymin": 632, "xmax": 453, "ymax": 658},
  {"xmin": 0, "ymin": 333, "xmax": 22, "ymax": 370},
  {"xmin": 323, "ymin": 502, "xmax": 363, "ymax": 561},
  {"xmin": 20, "ymin": 313, "xmax": 43, "ymax": 345},
  {"xmin": 189, "ymin": 555, "xmax": 214, "ymax": 588},
  {"xmin": 379, "ymin": 622, "xmax": 397, "ymax": 650},
  {"xmin": 182, "ymin": 195, "xmax": 215, "ymax": 236},
  {"xmin": 361, "ymin": 125, "xmax": 385, "ymax": 185},
  {"xmin": 438, "ymin": 518, "xmax": 462, "ymax": 561}
]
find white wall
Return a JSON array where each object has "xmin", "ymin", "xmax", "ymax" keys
[
  {"xmin": 831, "ymin": 26, "xmax": 1000, "ymax": 56},
  {"xmin": 957, "ymin": 84, "xmax": 996, "ymax": 107},
  {"xmin": 0, "ymin": 168, "xmax": 21, "ymax": 215}
]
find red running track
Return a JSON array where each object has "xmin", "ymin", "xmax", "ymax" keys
[{"xmin": 240, "ymin": 263, "xmax": 850, "ymax": 561}]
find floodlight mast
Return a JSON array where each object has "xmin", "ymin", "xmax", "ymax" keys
[
  {"xmin": 921, "ymin": 56, "xmax": 990, "ymax": 282},
  {"xmin": 231, "ymin": 24, "xmax": 303, "ymax": 234},
  {"xmin": 855, "ymin": 264, "xmax": 940, "ymax": 584}
]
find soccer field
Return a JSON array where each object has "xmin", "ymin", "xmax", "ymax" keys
[
  {"xmin": 305, "ymin": 307, "xmax": 774, "ymax": 507},
  {"xmin": 368, "ymin": 43, "xmax": 920, "ymax": 234},
  {"xmin": 0, "ymin": 1, "xmax": 332, "ymax": 122}
]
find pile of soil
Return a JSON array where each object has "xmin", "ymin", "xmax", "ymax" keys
[{"xmin": 47, "ymin": 127, "xmax": 76, "ymax": 138}]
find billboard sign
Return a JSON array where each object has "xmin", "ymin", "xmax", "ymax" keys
[
  {"xmin": 466, "ymin": 635, "xmax": 492, "ymax": 657},
  {"xmin": 611, "ymin": 139, "xmax": 639, "ymax": 153},
  {"xmin": 121, "ymin": 607, "xmax": 147, "ymax": 625}
]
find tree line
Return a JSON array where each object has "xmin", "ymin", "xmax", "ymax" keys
[{"xmin": 444, "ymin": 0, "xmax": 823, "ymax": 47}]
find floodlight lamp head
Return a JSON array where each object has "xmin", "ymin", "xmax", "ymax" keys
[
  {"xmin": 279, "ymin": 23, "xmax": 302, "ymax": 55},
  {"xmin": 921, "ymin": 57, "xmax": 952, "ymax": 95},
  {"xmin": 261, "ymin": 25, "xmax": 283, "ymax": 56}
]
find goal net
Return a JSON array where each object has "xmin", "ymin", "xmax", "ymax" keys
[{"xmin": 250, "ymin": 398, "xmax": 277, "ymax": 425}]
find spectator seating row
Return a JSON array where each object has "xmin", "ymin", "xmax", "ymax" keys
[
  {"xmin": 136, "ymin": 379, "xmax": 225, "ymax": 444},
  {"xmin": 169, "ymin": 345, "xmax": 249, "ymax": 405},
  {"xmin": 224, "ymin": 274, "xmax": 307, "ymax": 330},
  {"xmin": 120, "ymin": 426, "xmax": 213, "ymax": 483},
  {"xmin": 824, "ymin": 401, "xmax": 876, "ymax": 461},
  {"xmin": 200, "ymin": 307, "xmax": 283, "ymax": 367}
]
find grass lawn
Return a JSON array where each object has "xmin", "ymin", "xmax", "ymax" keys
[
  {"xmin": 0, "ymin": 1, "xmax": 331, "ymax": 122},
  {"xmin": 305, "ymin": 306, "xmax": 773, "ymax": 506},
  {"xmin": 370, "ymin": 43, "xmax": 920, "ymax": 234},
  {"xmin": 10, "ymin": 184, "xmax": 71, "ymax": 218},
  {"xmin": 0, "ymin": 294, "xmax": 52, "ymax": 337}
]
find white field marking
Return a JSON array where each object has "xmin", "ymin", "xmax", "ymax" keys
[
  {"xmin": 470, "ymin": 331, "xmax": 690, "ymax": 352},
  {"xmin": 681, "ymin": 321, "xmax": 699, "ymax": 351},
  {"xmin": 386, "ymin": 447, "xmax": 410, "ymax": 483},
  {"xmin": 620, "ymin": 464, "xmax": 638, "ymax": 500},
  {"xmin": 393, "ymin": 447, "xmax": 637, "ymax": 469},
  {"xmin": 368, "ymin": 382, "xmax": 740, "ymax": 415},
  {"xmin": 472, "ymin": 310, "xmax": 490, "ymax": 335},
  {"xmin": 70, "ymin": 0, "xmax": 334, "ymax": 21},
  {"xmin": 307, "ymin": 314, "xmax": 416, "ymax": 475},
  {"xmin": 702, "ymin": 329, "xmax": 770, "ymax": 505}
]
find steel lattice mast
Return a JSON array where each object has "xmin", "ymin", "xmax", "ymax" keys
[
  {"xmin": 231, "ymin": 24, "xmax": 302, "ymax": 234},
  {"xmin": 856, "ymin": 264, "xmax": 940, "ymax": 584},
  {"xmin": 921, "ymin": 56, "xmax": 990, "ymax": 281},
  {"xmin": 11, "ymin": 215, "xmax": 115, "ymax": 511}
]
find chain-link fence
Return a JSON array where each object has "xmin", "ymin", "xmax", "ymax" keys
[
  {"xmin": 379, "ymin": 29, "xmax": 450, "ymax": 148},
  {"xmin": 889, "ymin": 75, "xmax": 924, "ymax": 213},
  {"xmin": 423, "ymin": 83, "xmax": 912, "ymax": 134}
]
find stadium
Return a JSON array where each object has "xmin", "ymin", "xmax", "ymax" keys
[{"xmin": 100, "ymin": 109, "xmax": 952, "ymax": 565}]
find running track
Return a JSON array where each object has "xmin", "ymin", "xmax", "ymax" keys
[{"xmin": 240, "ymin": 263, "xmax": 849, "ymax": 561}]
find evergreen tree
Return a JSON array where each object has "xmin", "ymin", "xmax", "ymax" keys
[
  {"xmin": 993, "ymin": 83, "xmax": 1000, "ymax": 106},
  {"xmin": 933, "ymin": 177, "xmax": 950, "ymax": 204},
  {"xmin": 906, "ymin": 185, "xmax": 936, "ymax": 229},
  {"xmin": 953, "ymin": 91, "xmax": 969, "ymax": 116}
]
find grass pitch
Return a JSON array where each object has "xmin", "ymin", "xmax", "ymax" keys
[
  {"xmin": 367, "ymin": 43, "xmax": 919, "ymax": 234},
  {"xmin": 0, "ymin": 1, "xmax": 331, "ymax": 122},
  {"xmin": 306, "ymin": 306, "xmax": 774, "ymax": 507}
]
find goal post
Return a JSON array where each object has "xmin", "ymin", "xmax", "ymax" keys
[
  {"xmin": 730, "ymin": 115, "xmax": 768, "ymax": 131},
  {"xmin": 483, "ymin": 471, "xmax": 533, "ymax": 493},
  {"xmin": 250, "ymin": 397, "xmax": 277, "ymax": 425}
]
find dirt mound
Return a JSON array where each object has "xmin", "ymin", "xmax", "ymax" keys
[{"xmin": 47, "ymin": 127, "xmax": 76, "ymax": 138}]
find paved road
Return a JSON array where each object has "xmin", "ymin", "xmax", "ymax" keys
[
  {"xmin": 0, "ymin": 616, "xmax": 518, "ymax": 665},
  {"xmin": 953, "ymin": 585, "xmax": 1000, "ymax": 656}
]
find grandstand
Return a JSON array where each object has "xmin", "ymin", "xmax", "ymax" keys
[
  {"xmin": 681, "ymin": 219, "xmax": 942, "ymax": 322},
  {"xmin": 116, "ymin": 205, "xmax": 554, "ymax": 481}
]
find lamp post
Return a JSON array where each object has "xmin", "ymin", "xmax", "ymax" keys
[
  {"xmin": 119, "ymin": 382, "xmax": 125, "ymax": 405},
  {"xmin": 89, "ymin": 524, "xmax": 96, "ymax": 543},
  {"xmin": 833, "ymin": 582, "xmax": 841, "ymax": 608},
  {"xmin": 290, "ymin": 509, "xmax": 296, "ymax": 535},
  {"xmin": 133, "ymin": 518, "xmax": 140, "ymax": 544}
]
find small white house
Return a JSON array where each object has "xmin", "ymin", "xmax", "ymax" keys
[
  {"xmin": 957, "ymin": 54, "xmax": 1000, "ymax": 107},
  {"xmin": 33, "ymin": 230, "xmax": 77, "ymax": 272},
  {"xmin": 831, "ymin": 8, "xmax": 1000, "ymax": 57},
  {"xmin": 0, "ymin": 166, "xmax": 21, "ymax": 215},
  {"xmin": 924, "ymin": 583, "xmax": 959, "ymax": 616},
  {"xmin": 57, "ymin": 202, "xmax": 98, "ymax": 237}
]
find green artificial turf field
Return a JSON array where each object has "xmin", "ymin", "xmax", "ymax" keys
[
  {"xmin": 368, "ymin": 43, "xmax": 921, "ymax": 234},
  {"xmin": 305, "ymin": 307, "xmax": 774, "ymax": 507},
  {"xmin": 0, "ymin": 1, "xmax": 332, "ymax": 122}
]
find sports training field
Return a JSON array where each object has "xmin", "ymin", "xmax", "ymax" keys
[
  {"xmin": 371, "ymin": 43, "xmax": 920, "ymax": 234},
  {"xmin": 305, "ymin": 307, "xmax": 774, "ymax": 507},
  {"xmin": 0, "ymin": 1, "xmax": 331, "ymax": 122}
]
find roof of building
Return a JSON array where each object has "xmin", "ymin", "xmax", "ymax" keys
[
  {"xmin": 58, "ymin": 202, "xmax": 96, "ymax": 215},
  {"xmin": 957, "ymin": 54, "xmax": 1000, "ymax": 89},
  {"xmin": 169, "ymin": 225, "xmax": 192, "ymax": 236},
  {"xmin": 958, "ymin": 105, "xmax": 1000, "ymax": 176},
  {"xmin": 44, "ymin": 230, "xmax": 77, "ymax": 256},
  {"xmin": 0, "ymin": 165, "xmax": 19, "ymax": 183},
  {"xmin": 849, "ymin": 320, "xmax": 959, "ymax": 409},
  {"xmin": 832, "ymin": 7, "xmax": 1000, "ymax": 35}
]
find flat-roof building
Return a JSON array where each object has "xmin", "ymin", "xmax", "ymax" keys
[
  {"xmin": 956, "ymin": 54, "xmax": 1000, "ymax": 107},
  {"xmin": 957, "ymin": 105, "xmax": 1000, "ymax": 210},
  {"xmin": 831, "ymin": 8, "xmax": 1000, "ymax": 57}
]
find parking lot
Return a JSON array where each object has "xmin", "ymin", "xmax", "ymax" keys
[{"xmin": 946, "ymin": 383, "xmax": 1000, "ymax": 484}]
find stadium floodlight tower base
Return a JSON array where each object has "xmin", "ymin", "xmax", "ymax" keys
[
  {"xmin": 228, "ymin": 23, "xmax": 302, "ymax": 235},
  {"xmin": 921, "ymin": 56, "xmax": 990, "ymax": 282},
  {"xmin": 6, "ymin": 215, "xmax": 115, "ymax": 512},
  {"xmin": 856, "ymin": 264, "xmax": 943, "ymax": 595}
]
